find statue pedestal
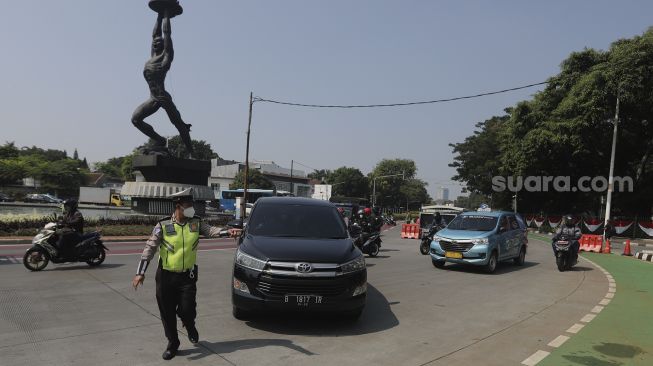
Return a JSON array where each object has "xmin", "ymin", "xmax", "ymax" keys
[{"xmin": 122, "ymin": 155, "xmax": 213, "ymax": 216}]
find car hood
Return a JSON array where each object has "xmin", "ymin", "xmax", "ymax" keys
[
  {"xmin": 437, "ymin": 229, "xmax": 493, "ymax": 240},
  {"xmin": 240, "ymin": 235, "xmax": 358, "ymax": 263}
]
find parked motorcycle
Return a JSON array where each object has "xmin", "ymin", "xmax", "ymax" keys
[
  {"xmin": 420, "ymin": 223, "xmax": 445, "ymax": 255},
  {"xmin": 349, "ymin": 223, "xmax": 381, "ymax": 257},
  {"xmin": 23, "ymin": 222, "xmax": 108, "ymax": 271},
  {"xmin": 553, "ymin": 234, "xmax": 577, "ymax": 272}
]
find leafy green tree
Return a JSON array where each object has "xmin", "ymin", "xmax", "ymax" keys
[
  {"xmin": 36, "ymin": 159, "xmax": 85, "ymax": 196},
  {"xmin": 0, "ymin": 158, "xmax": 28, "ymax": 186},
  {"xmin": 369, "ymin": 159, "xmax": 415, "ymax": 207},
  {"xmin": 230, "ymin": 169, "xmax": 275, "ymax": 190},
  {"xmin": 326, "ymin": 167, "xmax": 368, "ymax": 198},
  {"xmin": 400, "ymin": 179, "xmax": 431, "ymax": 210},
  {"xmin": 73, "ymin": 149, "xmax": 79, "ymax": 160},
  {"xmin": 0, "ymin": 142, "xmax": 19, "ymax": 159},
  {"xmin": 307, "ymin": 169, "xmax": 331, "ymax": 182},
  {"xmin": 137, "ymin": 137, "xmax": 219, "ymax": 160}
]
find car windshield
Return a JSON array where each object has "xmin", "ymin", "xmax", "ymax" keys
[
  {"xmin": 447, "ymin": 215, "xmax": 498, "ymax": 231},
  {"xmin": 247, "ymin": 203, "xmax": 348, "ymax": 239}
]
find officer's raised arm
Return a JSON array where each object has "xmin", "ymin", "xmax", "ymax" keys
[{"xmin": 132, "ymin": 223, "xmax": 163, "ymax": 289}]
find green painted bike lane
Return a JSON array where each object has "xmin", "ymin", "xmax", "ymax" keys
[{"xmin": 537, "ymin": 250, "xmax": 653, "ymax": 366}]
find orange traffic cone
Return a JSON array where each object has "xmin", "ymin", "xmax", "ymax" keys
[
  {"xmin": 622, "ymin": 239, "xmax": 633, "ymax": 256},
  {"xmin": 602, "ymin": 239, "xmax": 612, "ymax": 254}
]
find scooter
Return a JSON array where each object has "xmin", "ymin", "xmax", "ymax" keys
[
  {"xmin": 420, "ymin": 223, "xmax": 445, "ymax": 255},
  {"xmin": 553, "ymin": 234, "xmax": 577, "ymax": 272},
  {"xmin": 349, "ymin": 223, "xmax": 381, "ymax": 257},
  {"xmin": 23, "ymin": 222, "xmax": 108, "ymax": 271}
]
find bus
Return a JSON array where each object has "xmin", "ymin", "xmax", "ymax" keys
[{"xmin": 219, "ymin": 189, "xmax": 277, "ymax": 212}]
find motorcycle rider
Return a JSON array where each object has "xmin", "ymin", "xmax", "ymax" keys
[
  {"xmin": 56, "ymin": 199, "xmax": 85, "ymax": 258},
  {"xmin": 371, "ymin": 207, "xmax": 384, "ymax": 232},
  {"xmin": 552, "ymin": 215, "xmax": 581, "ymax": 260}
]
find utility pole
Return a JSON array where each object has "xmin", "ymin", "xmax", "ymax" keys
[
  {"xmin": 290, "ymin": 160, "xmax": 294, "ymax": 196},
  {"xmin": 603, "ymin": 97, "xmax": 619, "ymax": 241},
  {"xmin": 241, "ymin": 92, "xmax": 253, "ymax": 226}
]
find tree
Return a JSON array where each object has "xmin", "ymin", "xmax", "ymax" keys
[
  {"xmin": 401, "ymin": 179, "xmax": 431, "ymax": 210},
  {"xmin": 0, "ymin": 142, "xmax": 19, "ymax": 159},
  {"xmin": 0, "ymin": 158, "xmax": 28, "ymax": 186},
  {"xmin": 36, "ymin": 159, "xmax": 85, "ymax": 196},
  {"xmin": 73, "ymin": 149, "xmax": 79, "ymax": 160},
  {"xmin": 137, "ymin": 137, "xmax": 219, "ymax": 160},
  {"xmin": 326, "ymin": 167, "xmax": 368, "ymax": 198},
  {"xmin": 230, "ymin": 169, "xmax": 275, "ymax": 190},
  {"xmin": 369, "ymin": 159, "xmax": 417, "ymax": 207},
  {"xmin": 308, "ymin": 169, "xmax": 331, "ymax": 181}
]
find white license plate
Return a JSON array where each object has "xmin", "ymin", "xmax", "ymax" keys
[{"xmin": 284, "ymin": 295, "xmax": 323, "ymax": 307}]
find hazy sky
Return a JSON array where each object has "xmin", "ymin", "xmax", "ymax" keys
[{"xmin": 2, "ymin": 1, "xmax": 652, "ymax": 199}]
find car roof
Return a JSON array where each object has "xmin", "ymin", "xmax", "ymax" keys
[
  {"xmin": 256, "ymin": 197, "xmax": 335, "ymax": 207},
  {"xmin": 460, "ymin": 211, "xmax": 514, "ymax": 218}
]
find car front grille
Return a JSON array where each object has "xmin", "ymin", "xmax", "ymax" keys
[
  {"xmin": 257, "ymin": 276, "xmax": 350, "ymax": 297},
  {"xmin": 439, "ymin": 240, "xmax": 474, "ymax": 252}
]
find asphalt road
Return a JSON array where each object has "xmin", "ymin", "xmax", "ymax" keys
[{"xmin": 0, "ymin": 228, "xmax": 607, "ymax": 366}]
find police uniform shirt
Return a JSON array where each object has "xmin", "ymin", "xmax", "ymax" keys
[{"xmin": 136, "ymin": 215, "xmax": 223, "ymax": 275}]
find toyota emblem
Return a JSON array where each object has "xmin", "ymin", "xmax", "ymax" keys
[{"xmin": 295, "ymin": 263, "xmax": 313, "ymax": 273}]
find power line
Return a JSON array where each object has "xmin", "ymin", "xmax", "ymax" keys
[
  {"xmin": 292, "ymin": 160, "xmax": 321, "ymax": 172},
  {"xmin": 253, "ymin": 81, "xmax": 548, "ymax": 109}
]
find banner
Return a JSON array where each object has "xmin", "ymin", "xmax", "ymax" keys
[
  {"xmin": 534, "ymin": 216, "xmax": 545, "ymax": 228},
  {"xmin": 638, "ymin": 221, "xmax": 653, "ymax": 237},
  {"xmin": 525, "ymin": 215, "xmax": 534, "ymax": 227},
  {"xmin": 548, "ymin": 215, "xmax": 562, "ymax": 229},
  {"xmin": 584, "ymin": 218, "xmax": 603, "ymax": 233},
  {"xmin": 613, "ymin": 220, "xmax": 633, "ymax": 235}
]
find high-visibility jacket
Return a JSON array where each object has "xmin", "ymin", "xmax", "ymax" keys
[{"xmin": 159, "ymin": 218, "xmax": 201, "ymax": 272}]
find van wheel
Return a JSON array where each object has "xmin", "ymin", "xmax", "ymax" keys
[
  {"xmin": 432, "ymin": 259, "xmax": 446, "ymax": 269},
  {"xmin": 485, "ymin": 252, "xmax": 498, "ymax": 274},
  {"xmin": 513, "ymin": 246, "xmax": 526, "ymax": 266}
]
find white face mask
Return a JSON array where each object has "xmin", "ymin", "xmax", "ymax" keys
[{"xmin": 183, "ymin": 206, "xmax": 195, "ymax": 218}]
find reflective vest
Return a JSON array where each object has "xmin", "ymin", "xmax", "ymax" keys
[{"xmin": 159, "ymin": 217, "xmax": 201, "ymax": 272}]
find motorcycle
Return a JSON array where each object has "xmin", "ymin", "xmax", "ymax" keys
[
  {"xmin": 349, "ymin": 222, "xmax": 381, "ymax": 257},
  {"xmin": 383, "ymin": 215, "xmax": 396, "ymax": 226},
  {"xmin": 23, "ymin": 222, "xmax": 108, "ymax": 271},
  {"xmin": 553, "ymin": 234, "xmax": 578, "ymax": 272},
  {"xmin": 420, "ymin": 223, "xmax": 445, "ymax": 255}
]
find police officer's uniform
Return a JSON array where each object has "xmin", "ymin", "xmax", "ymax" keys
[{"xmin": 135, "ymin": 188, "xmax": 223, "ymax": 359}]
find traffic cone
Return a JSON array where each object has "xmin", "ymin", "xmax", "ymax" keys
[
  {"xmin": 602, "ymin": 239, "xmax": 612, "ymax": 254},
  {"xmin": 622, "ymin": 239, "xmax": 633, "ymax": 256}
]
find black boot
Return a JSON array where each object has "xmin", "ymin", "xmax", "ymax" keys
[
  {"xmin": 162, "ymin": 340, "xmax": 180, "ymax": 360},
  {"xmin": 187, "ymin": 324, "xmax": 199, "ymax": 344}
]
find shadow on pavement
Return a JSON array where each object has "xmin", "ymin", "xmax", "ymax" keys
[
  {"xmin": 572, "ymin": 266, "xmax": 594, "ymax": 272},
  {"xmin": 182, "ymin": 338, "xmax": 317, "ymax": 360},
  {"xmin": 242, "ymin": 284, "xmax": 399, "ymax": 336},
  {"xmin": 379, "ymin": 249, "xmax": 400, "ymax": 252},
  {"xmin": 50, "ymin": 263, "xmax": 125, "ymax": 271},
  {"xmin": 440, "ymin": 261, "xmax": 539, "ymax": 275}
]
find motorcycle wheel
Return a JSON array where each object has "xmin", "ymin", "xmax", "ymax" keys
[
  {"xmin": 86, "ymin": 248, "xmax": 106, "ymax": 267},
  {"xmin": 368, "ymin": 243, "xmax": 380, "ymax": 257},
  {"xmin": 419, "ymin": 240, "xmax": 430, "ymax": 255},
  {"xmin": 23, "ymin": 247, "xmax": 49, "ymax": 271},
  {"xmin": 556, "ymin": 255, "xmax": 566, "ymax": 272}
]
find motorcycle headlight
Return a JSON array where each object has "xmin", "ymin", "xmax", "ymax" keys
[
  {"xmin": 473, "ymin": 238, "xmax": 489, "ymax": 246},
  {"xmin": 235, "ymin": 249, "xmax": 267, "ymax": 271},
  {"xmin": 340, "ymin": 255, "xmax": 366, "ymax": 274}
]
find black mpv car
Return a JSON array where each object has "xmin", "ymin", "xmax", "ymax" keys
[{"xmin": 231, "ymin": 197, "xmax": 367, "ymax": 320}]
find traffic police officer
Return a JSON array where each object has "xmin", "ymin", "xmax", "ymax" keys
[{"xmin": 131, "ymin": 188, "xmax": 240, "ymax": 360}]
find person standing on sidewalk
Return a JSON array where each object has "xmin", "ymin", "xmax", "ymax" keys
[{"xmin": 131, "ymin": 188, "xmax": 241, "ymax": 360}]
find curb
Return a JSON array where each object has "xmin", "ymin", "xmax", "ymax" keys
[
  {"xmin": 635, "ymin": 252, "xmax": 653, "ymax": 262},
  {"xmin": 0, "ymin": 237, "xmax": 148, "ymax": 245}
]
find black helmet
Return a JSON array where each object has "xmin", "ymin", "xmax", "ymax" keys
[
  {"xmin": 435, "ymin": 212, "xmax": 441, "ymax": 218},
  {"xmin": 63, "ymin": 199, "xmax": 78, "ymax": 212},
  {"xmin": 564, "ymin": 215, "xmax": 574, "ymax": 227}
]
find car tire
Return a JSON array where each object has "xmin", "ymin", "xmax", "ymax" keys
[
  {"xmin": 232, "ymin": 306, "xmax": 251, "ymax": 320},
  {"xmin": 432, "ymin": 259, "xmax": 446, "ymax": 269},
  {"xmin": 513, "ymin": 246, "xmax": 526, "ymax": 266},
  {"xmin": 485, "ymin": 251, "xmax": 498, "ymax": 274}
]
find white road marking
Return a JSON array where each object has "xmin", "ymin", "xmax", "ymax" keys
[
  {"xmin": 580, "ymin": 314, "xmax": 596, "ymax": 323},
  {"xmin": 608, "ymin": 286, "xmax": 616, "ymax": 293},
  {"xmin": 547, "ymin": 335, "xmax": 570, "ymax": 348},
  {"xmin": 566, "ymin": 323, "xmax": 585, "ymax": 334},
  {"xmin": 599, "ymin": 298, "xmax": 611, "ymax": 306},
  {"xmin": 521, "ymin": 350, "xmax": 550, "ymax": 366},
  {"xmin": 591, "ymin": 305, "xmax": 604, "ymax": 314},
  {"xmin": 605, "ymin": 292, "xmax": 615, "ymax": 299}
]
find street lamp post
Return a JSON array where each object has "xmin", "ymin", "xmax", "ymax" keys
[{"xmin": 603, "ymin": 97, "xmax": 619, "ymax": 241}]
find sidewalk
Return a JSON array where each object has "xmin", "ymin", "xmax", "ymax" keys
[
  {"xmin": 538, "ymin": 252, "xmax": 653, "ymax": 366},
  {"xmin": 0, "ymin": 235, "xmax": 149, "ymax": 245}
]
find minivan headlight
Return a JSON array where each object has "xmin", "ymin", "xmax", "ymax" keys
[
  {"xmin": 340, "ymin": 255, "xmax": 365, "ymax": 274},
  {"xmin": 235, "ymin": 249, "xmax": 267, "ymax": 271},
  {"xmin": 473, "ymin": 238, "xmax": 489, "ymax": 246}
]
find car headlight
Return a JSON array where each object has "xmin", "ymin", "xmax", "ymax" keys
[
  {"xmin": 235, "ymin": 249, "xmax": 267, "ymax": 271},
  {"xmin": 340, "ymin": 255, "xmax": 366, "ymax": 274},
  {"xmin": 472, "ymin": 238, "xmax": 489, "ymax": 245},
  {"xmin": 433, "ymin": 235, "xmax": 443, "ymax": 242}
]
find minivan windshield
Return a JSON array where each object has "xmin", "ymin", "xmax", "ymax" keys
[
  {"xmin": 248, "ymin": 204, "xmax": 348, "ymax": 239},
  {"xmin": 447, "ymin": 215, "xmax": 498, "ymax": 231}
]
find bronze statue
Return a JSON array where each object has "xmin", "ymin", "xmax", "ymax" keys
[{"xmin": 132, "ymin": 1, "xmax": 193, "ymax": 157}]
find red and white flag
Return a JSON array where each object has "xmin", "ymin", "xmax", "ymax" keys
[
  {"xmin": 548, "ymin": 216, "xmax": 562, "ymax": 229},
  {"xmin": 613, "ymin": 220, "xmax": 633, "ymax": 235},
  {"xmin": 584, "ymin": 218, "xmax": 603, "ymax": 233},
  {"xmin": 638, "ymin": 221, "xmax": 653, "ymax": 237},
  {"xmin": 534, "ymin": 216, "xmax": 545, "ymax": 228},
  {"xmin": 525, "ymin": 215, "xmax": 534, "ymax": 227}
]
